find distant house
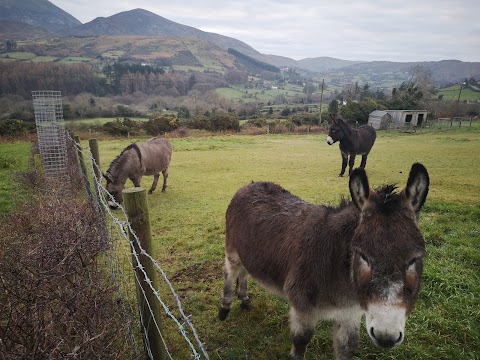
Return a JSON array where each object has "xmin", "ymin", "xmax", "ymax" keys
[{"xmin": 368, "ymin": 110, "xmax": 428, "ymax": 129}]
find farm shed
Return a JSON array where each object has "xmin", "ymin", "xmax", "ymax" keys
[
  {"xmin": 368, "ymin": 111, "xmax": 392, "ymax": 130},
  {"xmin": 368, "ymin": 110, "xmax": 428, "ymax": 129}
]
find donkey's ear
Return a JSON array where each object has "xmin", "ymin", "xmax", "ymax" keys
[
  {"xmin": 328, "ymin": 113, "xmax": 336, "ymax": 124},
  {"xmin": 404, "ymin": 163, "xmax": 429, "ymax": 215},
  {"xmin": 349, "ymin": 168, "xmax": 370, "ymax": 211}
]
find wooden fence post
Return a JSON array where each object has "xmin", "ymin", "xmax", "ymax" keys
[
  {"xmin": 34, "ymin": 153, "xmax": 43, "ymax": 174},
  {"xmin": 123, "ymin": 188, "xmax": 165, "ymax": 360},
  {"xmin": 74, "ymin": 135, "xmax": 93, "ymax": 200},
  {"xmin": 88, "ymin": 138, "xmax": 101, "ymax": 180},
  {"xmin": 88, "ymin": 138, "xmax": 107, "ymax": 216}
]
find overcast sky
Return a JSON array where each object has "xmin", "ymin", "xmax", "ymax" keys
[{"xmin": 48, "ymin": 0, "xmax": 479, "ymax": 63}]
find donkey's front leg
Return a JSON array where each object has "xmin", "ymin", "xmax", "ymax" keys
[
  {"xmin": 289, "ymin": 308, "xmax": 316, "ymax": 359},
  {"xmin": 332, "ymin": 315, "xmax": 361, "ymax": 360},
  {"xmin": 219, "ymin": 253, "xmax": 246, "ymax": 320},
  {"xmin": 161, "ymin": 168, "xmax": 169, "ymax": 192},
  {"xmin": 131, "ymin": 176, "xmax": 141, "ymax": 187},
  {"xmin": 148, "ymin": 174, "xmax": 160, "ymax": 194},
  {"xmin": 359, "ymin": 154, "xmax": 368, "ymax": 169},
  {"xmin": 339, "ymin": 154, "xmax": 348, "ymax": 177},
  {"xmin": 348, "ymin": 155, "xmax": 356, "ymax": 176}
]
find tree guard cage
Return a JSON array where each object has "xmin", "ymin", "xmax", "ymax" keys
[{"xmin": 32, "ymin": 91, "xmax": 67, "ymax": 178}]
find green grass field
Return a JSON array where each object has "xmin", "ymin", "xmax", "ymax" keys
[
  {"xmin": 436, "ymin": 86, "xmax": 480, "ymax": 101},
  {"xmin": 90, "ymin": 126, "xmax": 479, "ymax": 359},
  {"xmin": 1, "ymin": 125, "xmax": 479, "ymax": 359},
  {"xmin": 216, "ymin": 84, "xmax": 307, "ymax": 103},
  {"xmin": 0, "ymin": 141, "xmax": 31, "ymax": 214},
  {"xmin": 66, "ymin": 117, "xmax": 148, "ymax": 126}
]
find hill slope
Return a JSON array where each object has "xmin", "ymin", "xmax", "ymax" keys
[
  {"xmin": 0, "ymin": 0, "xmax": 81, "ymax": 33},
  {"xmin": 0, "ymin": 20, "xmax": 56, "ymax": 40}
]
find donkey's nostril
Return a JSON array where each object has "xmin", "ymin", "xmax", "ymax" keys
[{"xmin": 397, "ymin": 332, "xmax": 403, "ymax": 343}]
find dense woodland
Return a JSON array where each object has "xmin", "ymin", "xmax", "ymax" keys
[{"xmin": 0, "ymin": 62, "xmax": 230, "ymax": 98}]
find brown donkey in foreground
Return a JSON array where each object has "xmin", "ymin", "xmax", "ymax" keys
[{"xmin": 219, "ymin": 163, "xmax": 429, "ymax": 359}]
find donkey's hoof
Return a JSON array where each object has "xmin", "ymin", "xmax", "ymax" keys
[
  {"xmin": 218, "ymin": 307, "xmax": 230, "ymax": 321},
  {"xmin": 338, "ymin": 174, "xmax": 344, "ymax": 178},
  {"xmin": 240, "ymin": 299, "xmax": 251, "ymax": 311},
  {"xmin": 148, "ymin": 190, "xmax": 153, "ymax": 194}
]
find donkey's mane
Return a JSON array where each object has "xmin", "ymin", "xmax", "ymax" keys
[
  {"xmin": 107, "ymin": 143, "xmax": 142, "ymax": 178},
  {"xmin": 373, "ymin": 184, "xmax": 400, "ymax": 211}
]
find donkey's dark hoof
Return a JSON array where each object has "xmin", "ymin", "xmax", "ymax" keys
[
  {"xmin": 338, "ymin": 174, "xmax": 344, "ymax": 178},
  {"xmin": 218, "ymin": 307, "xmax": 230, "ymax": 321},
  {"xmin": 240, "ymin": 299, "xmax": 251, "ymax": 311},
  {"xmin": 148, "ymin": 190, "xmax": 153, "ymax": 194}
]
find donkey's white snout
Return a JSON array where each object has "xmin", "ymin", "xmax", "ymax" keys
[
  {"xmin": 326, "ymin": 136, "xmax": 334, "ymax": 145},
  {"xmin": 366, "ymin": 304, "xmax": 406, "ymax": 349}
]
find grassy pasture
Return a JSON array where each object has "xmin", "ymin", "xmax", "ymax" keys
[
  {"xmin": 436, "ymin": 86, "xmax": 480, "ymax": 101},
  {"xmin": 66, "ymin": 117, "xmax": 148, "ymax": 126},
  {"xmin": 1, "ymin": 125, "xmax": 479, "ymax": 359},
  {"xmin": 216, "ymin": 84, "xmax": 306, "ymax": 103},
  {"xmin": 0, "ymin": 141, "xmax": 31, "ymax": 214},
  {"xmin": 91, "ymin": 126, "xmax": 479, "ymax": 359},
  {"xmin": 0, "ymin": 51, "xmax": 37, "ymax": 60}
]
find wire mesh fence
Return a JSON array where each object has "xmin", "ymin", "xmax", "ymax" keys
[{"xmin": 32, "ymin": 91, "xmax": 68, "ymax": 179}]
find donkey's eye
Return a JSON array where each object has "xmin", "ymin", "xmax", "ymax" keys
[
  {"xmin": 358, "ymin": 252, "xmax": 370, "ymax": 266},
  {"xmin": 406, "ymin": 258, "xmax": 419, "ymax": 273}
]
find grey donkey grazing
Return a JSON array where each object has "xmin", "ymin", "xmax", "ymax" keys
[{"xmin": 103, "ymin": 137, "xmax": 172, "ymax": 208}]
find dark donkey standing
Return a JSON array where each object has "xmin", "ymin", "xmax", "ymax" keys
[
  {"xmin": 219, "ymin": 163, "xmax": 429, "ymax": 359},
  {"xmin": 327, "ymin": 116, "xmax": 377, "ymax": 177},
  {"xmin": 103, "ymin": 137, "xmax": 172, "ymax": 208}
]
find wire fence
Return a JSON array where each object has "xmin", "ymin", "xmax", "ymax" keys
[
  {"xmin": 32, "ymin": 91, "xmax": 68, "ymax": 178},
  {"xmin": 64, "ymin": 132, "xmax": 209, "ymax": 359}
]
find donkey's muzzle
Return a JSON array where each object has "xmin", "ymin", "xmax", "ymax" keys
[{"xmin": 369, "ymin": 327, "xmax": 403, "ymax": 348}]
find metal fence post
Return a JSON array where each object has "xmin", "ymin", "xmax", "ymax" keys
[{"xmin": 123, "ymin": 188, "xmax": 165, "ymax": 360}]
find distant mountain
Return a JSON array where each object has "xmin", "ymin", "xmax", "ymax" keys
[
  {"xmin": 332, "ymin": 60, "xmax": 480, "ymax": 86},
  {"xmin": 66, "ymin": 8, "xmax": 263, "ymax": 60},
  {"xmin": 297, "ymin": 57, "xmax": 365, "ymax": 72},
  {"xmin": 0, "ymin": 0, "xmax": 81, "ymax": 33},
  {"xmin": 63, "ymin": 8, "xmax": 367, "ymax": 73}
]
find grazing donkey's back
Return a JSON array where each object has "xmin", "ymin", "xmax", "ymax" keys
[{"xmin": 219, "ymin": 163, "xmax": 429, "ymax": 359}]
